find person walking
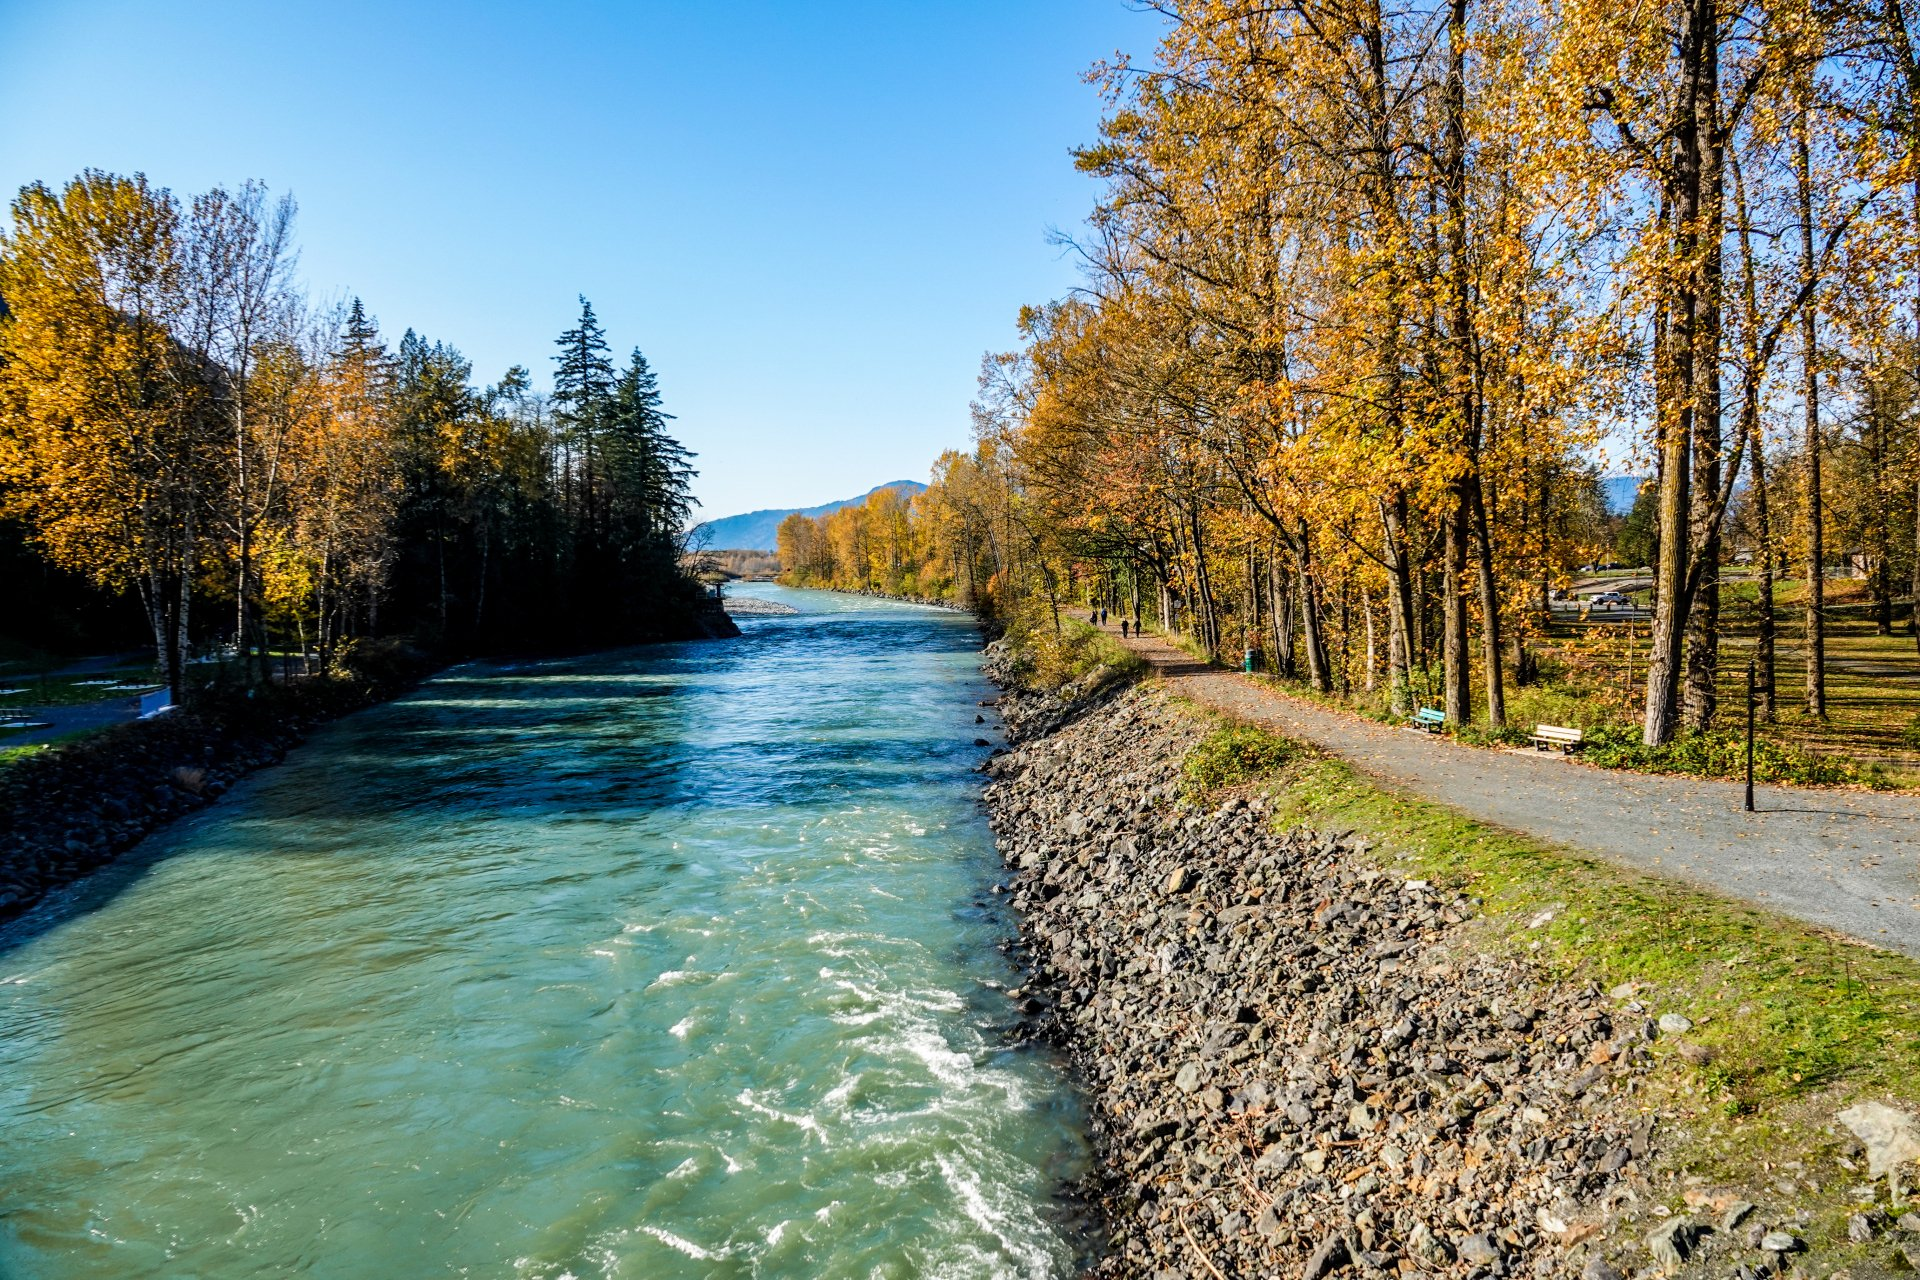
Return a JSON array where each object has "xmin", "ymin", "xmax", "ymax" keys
[{"xmin": 1120, "ymin": 619, "xmax": 1129, "ymax": 639}]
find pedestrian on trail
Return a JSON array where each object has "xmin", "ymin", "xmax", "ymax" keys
[{"xmin": 1121, "ymin": 619, "xmax": 1130, "ymax": 639}]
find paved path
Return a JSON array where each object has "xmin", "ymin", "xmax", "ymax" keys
[{"xmin": 1111, "ymin": 627, "xmax": 1920, "ymax": 957}]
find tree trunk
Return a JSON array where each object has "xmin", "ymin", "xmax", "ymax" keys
[
  {"xmin": 1753, "ymin": 427, "xmax": 1778, "ymax": 721},
  {"xmin": 1364, "ymin": 587, "xmax": 1378, "ymax": 692},
  {"xmin": 1378, "ymin": 497, "xmax": 1415, "ymax": 714},
  {"xmin": 1441, "ymin": 0, "xmax": 1477, "ymax": 727},
  {"xmin": 1270, "ymin": 552, "xmax": 1296, "ymax": 678},
  {"xmin": 1298, "ymin": 544, "xmax": 1333, "ymax": 694},
  {"xmin": 1471, "ymin": 477, "xmax": 1506, "ymax": 728},
  {"xmin": 1643, "ymin": 0, "xmax": 1715, "ymax": 746},
  {"xmin": 1682, "ymin": 104, "xmax": 1727, "ymax": 735},
  {"xmin": 1798, "ymin": 99, "xmax": 1827, "ymax": 717},
  {"xmin": 1442, "ymin": 485, "xmax": 1472, "ymax": 724}
]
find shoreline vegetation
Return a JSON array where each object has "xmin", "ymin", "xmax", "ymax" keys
[
  {"xmin": 983, "ymin": 617, "xmax": 1920, "ymax": 1278},
  {"xmin": 0, "ymin": 169, "xmax": 738, "ymax": 915},
  {"xmin": 1, "ymin": 171, "xmax": 722, "ymax": 713}
]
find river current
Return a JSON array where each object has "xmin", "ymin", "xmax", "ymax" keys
[{"xmin": 0, "ymin": 585, "xmax": 1090, "ymax": 1278}]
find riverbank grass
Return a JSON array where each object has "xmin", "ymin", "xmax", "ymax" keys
[
  {"xmin": 1172, "ymin": 700, "xmax": 1920, "ymax": 1265},
  {"xmin": 998, "ymin": 606, "xmax": 1146, "ymax": 694}
]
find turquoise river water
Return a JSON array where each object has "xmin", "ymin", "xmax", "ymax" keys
[{"xmin": 0, "ymin": 585, "xmax": 1091, "ymax": 1278}]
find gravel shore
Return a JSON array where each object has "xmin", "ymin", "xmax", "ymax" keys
[{"xmin": 980, "ymin": 661, "xmax": 1697, "ymax": 1279}]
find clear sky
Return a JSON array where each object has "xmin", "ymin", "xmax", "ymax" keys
[{"xmin": 0, "ymin": 1, "xmax": 1155, "ymax": 521}]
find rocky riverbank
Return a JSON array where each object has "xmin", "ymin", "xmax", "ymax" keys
[
  {"xmin": 979, "ymin": 653, "xmax": 1874, "ymax": 1280},
  {"xmin": 0, "ymin": 643, "xmax": 437, "ymax": 927}
]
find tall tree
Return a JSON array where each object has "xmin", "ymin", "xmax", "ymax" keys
[{"xmin": 0, "ymin": 171, "xmax": 210, "ymax": 696}]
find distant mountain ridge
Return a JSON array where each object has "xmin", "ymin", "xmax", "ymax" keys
[{"xmin": 697, "ymin": 480, "xmax": 928, "ymax": 552}]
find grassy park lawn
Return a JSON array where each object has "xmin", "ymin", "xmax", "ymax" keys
[
  {"xmin": 1538, "ymin": 577, "xmax": 1920, "ymax": 783},
  {"xmin": 1214, "ymin": 573, "xmax": 1920, "ymax": 786},
  {"xmin": 0, "ymin": 666, "xmax": 158, "ymax": 709}
]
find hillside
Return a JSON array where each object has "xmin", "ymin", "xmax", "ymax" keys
[{"xmin": 695, "ymin": 480, "xmax": 928, "ymax": 552}]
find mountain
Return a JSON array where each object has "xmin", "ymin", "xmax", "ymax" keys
[
  {"xmin": 696, "ymin": 480, "xmax": 929, "ymax": 552},
  {"xmin": 1602, "ymin": 475, "xmax": 1648, "ymax": 516}
]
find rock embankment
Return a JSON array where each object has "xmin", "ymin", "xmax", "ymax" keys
[
  {"xmin": 0, "ymin": 648, "xmax": 435, "ymax": 927},
  {"xmin": 981, "ymin": 675, "xmax": 1667, "ymax": 1279}
]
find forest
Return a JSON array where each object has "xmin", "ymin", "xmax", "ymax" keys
[
  {"xmin": 780, "ymin": 0, "xmax": 1920, "ymax": 753},
  {"xmin": 0, "ymin": 172, "xmax": 710, "ymax": 696}
]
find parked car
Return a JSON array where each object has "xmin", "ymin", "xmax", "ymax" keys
[{"xmin": 1589, "ymin": 591, "xmax": 1630, "ymax": 607}]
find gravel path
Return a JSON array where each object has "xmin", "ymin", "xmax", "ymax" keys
[{"xmin": 1110, "ymin": 627, "xmax": 1920, "ymax": 957}]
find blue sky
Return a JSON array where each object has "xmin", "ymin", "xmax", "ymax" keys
[{"xmin": 0, "ymin": 1, "xmax": 1155, "ymax": 521}]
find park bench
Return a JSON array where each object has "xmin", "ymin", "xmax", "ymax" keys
[
  {"xmin": 1529, "ymin": 723, "xmax": 1584, "ymax": 753},
  {"xmin": 1411, "ymin": 707, "xmax": 1446, "ymax": 734}
]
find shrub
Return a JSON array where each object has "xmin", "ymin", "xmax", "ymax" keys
[
  {"xmin": 1000, "ymin": 602, "xmax": 1144, "ymax": 693},
  {"xmin": 1583, "ymin": 725, "xmax": 1860, "ymax": 787},
  {"xmin": 1181, "ymin": 723, "xmax": 1297, "ymax": 800}
]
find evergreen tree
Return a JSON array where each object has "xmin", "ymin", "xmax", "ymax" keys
[
  {"xmin": 552, "ymin": 296, "xmax": 614, "ymax": 545},
  {"xmin": 608, "ymin": 347, "xmax": 696, "ymax": 546},
  {"xmin": 339, "ymin": 298, "xmax": 393, "ymax": 391}
]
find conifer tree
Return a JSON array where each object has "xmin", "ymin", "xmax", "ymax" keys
[{"xmin": 552, "ymin": 296, "xmax": 614, "ymax": 547}]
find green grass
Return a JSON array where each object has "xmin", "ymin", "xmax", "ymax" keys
[
  {"xmin": 1170, "ymin": 699, "xmax": 1920, "ymax": 1257},
  {"xmin": 0, "ymin": 667, "xmax": 157, "ymax": 708},
  {"xmin": 0, "ymin": 721, "xmax": 114, "ymax": 763},
  {"xmin": 1179, "ymin": 722, "xmax": 1295, "ymax": 803}
]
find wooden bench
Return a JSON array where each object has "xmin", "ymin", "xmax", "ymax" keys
[
  {"xmin": 1411, "ymin": 707, "xmax": 1446, "ymax": 734},
  {"xmin": 1530, "ymin": 723, "xmax": 1584, "ymax": 753}
]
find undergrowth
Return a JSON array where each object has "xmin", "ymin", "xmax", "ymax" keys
[
  {"xmin": 999, "ymin": 603, "xmax": 1146, "ymax": 694},
  {"xmin": 1180, "ymin": 722, "xmax": 1295, "ymax": 803}
]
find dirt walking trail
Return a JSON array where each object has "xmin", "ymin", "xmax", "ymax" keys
[{"xmin": 1109, "ymin": 625, "xmax": 1920, "ymax": 957}]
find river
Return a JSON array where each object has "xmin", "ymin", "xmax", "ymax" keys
[{"xmin": 0, "ymin": 584, "xmax": 1090, "ymax": 1278}]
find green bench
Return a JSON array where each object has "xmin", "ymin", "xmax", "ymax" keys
[{"xmin": 1411, "ymin": 707, "xmax": 1446, "ymax": 734}]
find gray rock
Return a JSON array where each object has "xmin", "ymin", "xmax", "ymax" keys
[
  {"xmin": 1164, "ymin": 866, "xmax": 1192, "ymax": 894},
  {"xmin": 1900, "ymin": 1212, "xmax": 1920, "ymax": 1234},
  {"xmin": 1408, "ymin": 1220, "xmax": 1450, "ymax": 1264},
  {"xmin": 1839, "ymin": 1102, "xmax": 1920, "ymax": 1186},
  {"xmin": 1173, "ymin": 1061, "xmax": 1204, "ymax": 1093},
  {"xmin": 1458, "ymin": 1233, "xmax": 1502, "ymax": 1266},
  {"xmin": 1254, "ymin": 1145, "xmax": 1296, "ymax": 1175},
  {"xmin": 1657, "ymin": 1012, "xmax": 1693, "ymax": 1035},
  {"xmin": 1721, "ymin": 1200, "xmax": 1757, "ymax": 1232},
  {"xmin": 1646, "ymin": 1216, "xmax": 1697, "ymax": 1269},
  {"xmin": 1303, "ymin": 1234, "xmax": 1351, "ymax": 1280},
  {"xmin": 1581, "ymin": 1255, "xmax": 1624, "ymax": 1280},
  {"xmin": 1759, "ymin": 1231, "xmax": 1803, "ymax": 1253}
]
